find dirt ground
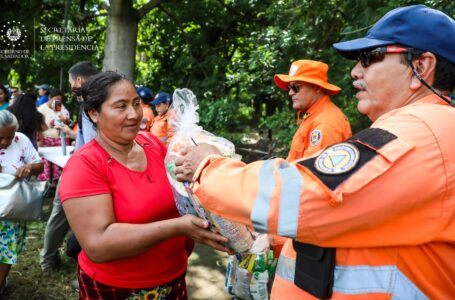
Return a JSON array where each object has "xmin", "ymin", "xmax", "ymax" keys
[{"xmin": 186, "ymin": 244, "xmax": 232, "ymax": 300}]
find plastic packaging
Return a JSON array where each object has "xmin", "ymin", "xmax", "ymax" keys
[
  {"xmin": 165, "ymin": 88, "xmax": 253, "ymax": 253},
  {"xmin": 164, "ymin": 89, "xmax": 277, "ymax": 299}
]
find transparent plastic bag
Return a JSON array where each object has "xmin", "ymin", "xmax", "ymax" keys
[{"xmin": 165, "ymin": 88, "xmax": 253, "ymax": 253}]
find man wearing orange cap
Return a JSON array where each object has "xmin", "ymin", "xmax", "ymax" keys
[
  {"xmin": 272, "ymin": 60, "xmax": 351, "ymax": 294},
  {"xmin": 275, "ymin": 59, "xmax": 351, "ymax": 162}
]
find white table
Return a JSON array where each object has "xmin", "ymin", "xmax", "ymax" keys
[{"xmin": 38, "ymin": 146, "xmax": 74, "ymax": 168}]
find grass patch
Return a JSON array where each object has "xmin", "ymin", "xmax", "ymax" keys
[{"xmin": 1, "ymin": 198, "xmax": 78, "ymax": 300}]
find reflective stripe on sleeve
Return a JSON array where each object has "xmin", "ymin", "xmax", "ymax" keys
[
  {"xmin": 276, "ymin": 255, "xmax": 428, "ymax": 299},
  {"xmin": 277, "ymin": 162, "xmax": 302, "ymax": 238},
  {"xmin": 251, "ymin": 159, "xmax": 276, "ymax": 232}
]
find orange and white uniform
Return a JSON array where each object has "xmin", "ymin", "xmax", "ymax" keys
[
  {"xmin": 287, "ymin": 95, "xmax": 351, "ymax": 162},
  {"xmin": 150, "ymin": 110, "xmax": 174, "ymax": 144},
  {"xmin": 191, "ymin": 95, "xmax": 455, "ymax": 299},
  {"xmin": 272, "ymin": 94, "xmax": 351, "ymax": 297}
]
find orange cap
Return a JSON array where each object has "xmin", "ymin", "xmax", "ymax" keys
[{"xmin": 274, "ymin": 60, "xmax": 341, "ymax": 95}]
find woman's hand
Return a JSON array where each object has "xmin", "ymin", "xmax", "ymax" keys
[
  {"xmin": 175, "ymin": 144, "xmax": 222, "ymax": 182},
  {"xmin": 177, "ymin": 214, "xmax": 232, "ymax": 253},
  {"xmin": 16, "ymin": 164, "xmax": 32, "ymax": 179},
  {"xmin": 15, "ymin": 163, "xmax": 44, "ymax": 179}
]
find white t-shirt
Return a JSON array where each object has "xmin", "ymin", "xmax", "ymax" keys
[
  {"xmin": 0, "ymin": 132, "xmax": 41, "ymax": 175},
  {"xmin": 38, "ymin": 103, "xmax": 71, "ymax": 138}
]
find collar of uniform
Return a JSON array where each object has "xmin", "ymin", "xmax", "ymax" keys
[
  {"xmin": 297, "ymin": 95, "xmax": 331, "ymax": 123},
  {"xmin": 413, "ymin": 94, "xmax": 451, "ymax": 106}
]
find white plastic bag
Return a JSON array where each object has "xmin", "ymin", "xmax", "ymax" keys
[{"xmin": 165, "ymin": 88, "xmax": 253, "ymax": 253}]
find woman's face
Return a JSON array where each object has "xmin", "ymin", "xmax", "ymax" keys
[
  {"xmin": 89, "ymin": 80, "xmax": 143, "ymax": 145},
  {"xmin": 0, "ymin": 126, "xmax": 16, "ymax": 149},
  {"xmin": 0, "ymin": 89, "xmax": 6, "ymax": 103}
]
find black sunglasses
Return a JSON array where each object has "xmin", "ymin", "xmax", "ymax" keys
[
  {"xmin": 287, "ymin": 83, "xmax": 305, "ymax": 93},
  {"xmin": 358, "ymin": 45, "xmax": 409, "ymax": 68}
]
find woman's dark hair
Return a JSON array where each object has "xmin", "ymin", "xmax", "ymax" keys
[
  {"xmin": 49, "ymin": 88, "xmax": 64, "ymax": 99},
  {"xmin": 0, "ymin": 85, "xmax": 10, "ymax": 102},
  {"xmin": 81, "ymin": 71, "xmax": 126, "ymax": 118},
  {"xmin": 8, "ymin": 92, "xmax": 44, "ymax": 143}
]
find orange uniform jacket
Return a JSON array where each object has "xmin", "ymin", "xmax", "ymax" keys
[
  {"xmin": 191, "ymin": 95, "xmax": 455, "ymax": 299},
  {"xmin": 274, "ymin": 95, "xmax": 351, "ymax": 297},
  {"xmin": 150, "ymin": 110, "xmax": 174, "ymax": 144},
  {"xmin": 141, "ymin": 104, "xmax": 155, "ymax": 131},
  {"xmin": 287, "ymin": 95, "xmax": 351, "ymax": 162}
]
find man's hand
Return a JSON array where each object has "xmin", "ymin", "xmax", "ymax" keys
[{"xmin": 175, "ymin": 143, "xmax": 222, "ymax": 182}]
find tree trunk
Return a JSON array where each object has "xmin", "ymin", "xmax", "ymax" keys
[{"xmin": 103, "ymin": 0, "xmax": 138, "ymax": 80}]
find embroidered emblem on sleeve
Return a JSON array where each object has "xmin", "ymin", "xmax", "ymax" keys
[
  {"xmin": 309, "ymin": 130, "xmax": 322, "ymax": 146},
  {"xmin": 314, "ymin": 143, "xmax": 359, "ymax": 174}
]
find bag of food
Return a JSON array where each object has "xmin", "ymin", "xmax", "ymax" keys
[
  {"xmin": 225, "ymin": 234, "xmax": 277, "ymax": 300},
  {"xmin": 165, "ymin": 88, "xmax": 254, "ymax": 253}
]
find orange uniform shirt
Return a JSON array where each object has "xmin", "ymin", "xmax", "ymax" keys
[
  {"xmin": 141, "ymin": 104, "xmax": 155, "ymax": 131},
  {"xmin": 191, "ymin": 95, "xmax": 455, "ymax": 299},
  {"xmin": 287, "ymin": 95, "xmax": 351, "ymax": 162},
  {"xmin": 149, "ymin": 110, "xmax": 174, "ymax": 144}
]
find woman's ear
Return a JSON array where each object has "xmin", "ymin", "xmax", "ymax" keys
[
  {"xmin": 87, "ymin": 109, "xmax": 99, "ymax": 124},
  {"xmin": 410, "ymin": 52, "xmax": 437, "ymax": 91}
]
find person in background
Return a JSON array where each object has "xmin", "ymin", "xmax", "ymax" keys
[
  {"xmin": 175, "ymin": 5, "xmax": 455, "ymax": 299},
  {"xmin": 9, "ymin": 87, "xmax": 21, "ymax": 105},
  {"xmin": 274, "ymin": 60, "xmax": 351, "ymax": 162},
  {"xmin": 150, "ymin": 91, "xmax": 174, "ymax": 145},
  {"xmin": 137, "ymin": 86, "xmax": 155, "ymax": 131},
  {"xmin": 7, "ymin": 92, "xmax": 47, "ymax": 150},
  {"xmin": 0, "ymin": 110, "xmax": 44, "ymax": 293},
  {"xmin": 60, "ymin": 71, "xmax": 229, "ymax": 299},
  {"xmin": 37, "ymin": 89, "xmax": 72, "ymax": 185},
  {"xmin": 35, "ymin": 84, "xmax": 50, "ymax": 107},
  {"xmin": 40, "ymin": 62, "xmax": 98, "ymax": 293},
  {"xmin": 0, "ymin": 85, "xmax": 10, "ymax": 110},
  {"xmin": 270, "ymin": 59, "xmax": 352, "ymax": 284}
]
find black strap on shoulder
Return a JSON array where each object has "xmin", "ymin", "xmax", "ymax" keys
[
  {"xmin": 293, "ymin": 241, "xmax": 336, "ymax": 299},
  {"xmin": 78, "ymin": 106, "xmax": 84, "ymax": 135}
]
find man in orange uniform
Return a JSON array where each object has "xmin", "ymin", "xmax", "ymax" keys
[
  {"xmin": 274, "ymin": 59, "xmax": 351, "ymax": 161},
  {"xmin": 137, "ymin": 86, "xmax": 155, "ymax": 131},
  {"xmin": 149, "ymin": 91, "xmax": 174, "ymax": 144},
  {"xmin": 175, "ymin": 5, "xmax": 455, "ymax": 299},
  {"xmin": 273, "ymin": 59, "xmax": 351, "ymax": 285}
]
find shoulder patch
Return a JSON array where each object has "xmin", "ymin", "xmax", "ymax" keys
[
  {"xmin": 309, "ymin": 129, "xmax": 322, "ymax": 146},
  {"xmin": 314, "ymin": 143, "xmax": 359, "ymax": 174}
]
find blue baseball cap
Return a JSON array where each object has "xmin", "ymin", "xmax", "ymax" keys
[
  {"xmin": 150, "ymin": 92, "xmax": 171, "ymax": 105},
  {"xmin": 333, "ymin": 5, "xmax": 455, "ymax": 64},
  {"xmin": 137, "ymin": 86, "xmax": 153, "ymax": 102},
  {"xmin": 35, "ymin": 84, "xmax": 50, "ymax": 90}
]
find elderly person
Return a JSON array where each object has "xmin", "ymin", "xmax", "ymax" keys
[
  {"xmin": 0, "ymin": 110, "xmax": 43, "ymax": 291},
  {"xmin": 59, "ymin": 71, "xmax": 229, "ymax": 299},
  {"xmin": 175, "ymin": 5, "xmax": 455, "ymax": 299}
]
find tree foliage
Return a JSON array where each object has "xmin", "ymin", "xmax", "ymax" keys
[{"xmin": 1, "ymin": 0, "xmax": 454, "ymax": 156}]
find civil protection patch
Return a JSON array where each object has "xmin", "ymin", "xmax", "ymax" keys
[
  {"xmin": 314, "ymin": 143, "xmax": 359, "ymax": 174},
  {"xmin": 309, "ymin": 130, "xmax": 322, "ymax": 146}
]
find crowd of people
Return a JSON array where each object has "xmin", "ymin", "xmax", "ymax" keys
[
  {"xmin": 0, "ymin": 63, "xmax": 180, "ymax": 296},
  {"xmin": 0, "ymin": 4, "xmax": 454, "ymax": 299}
]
